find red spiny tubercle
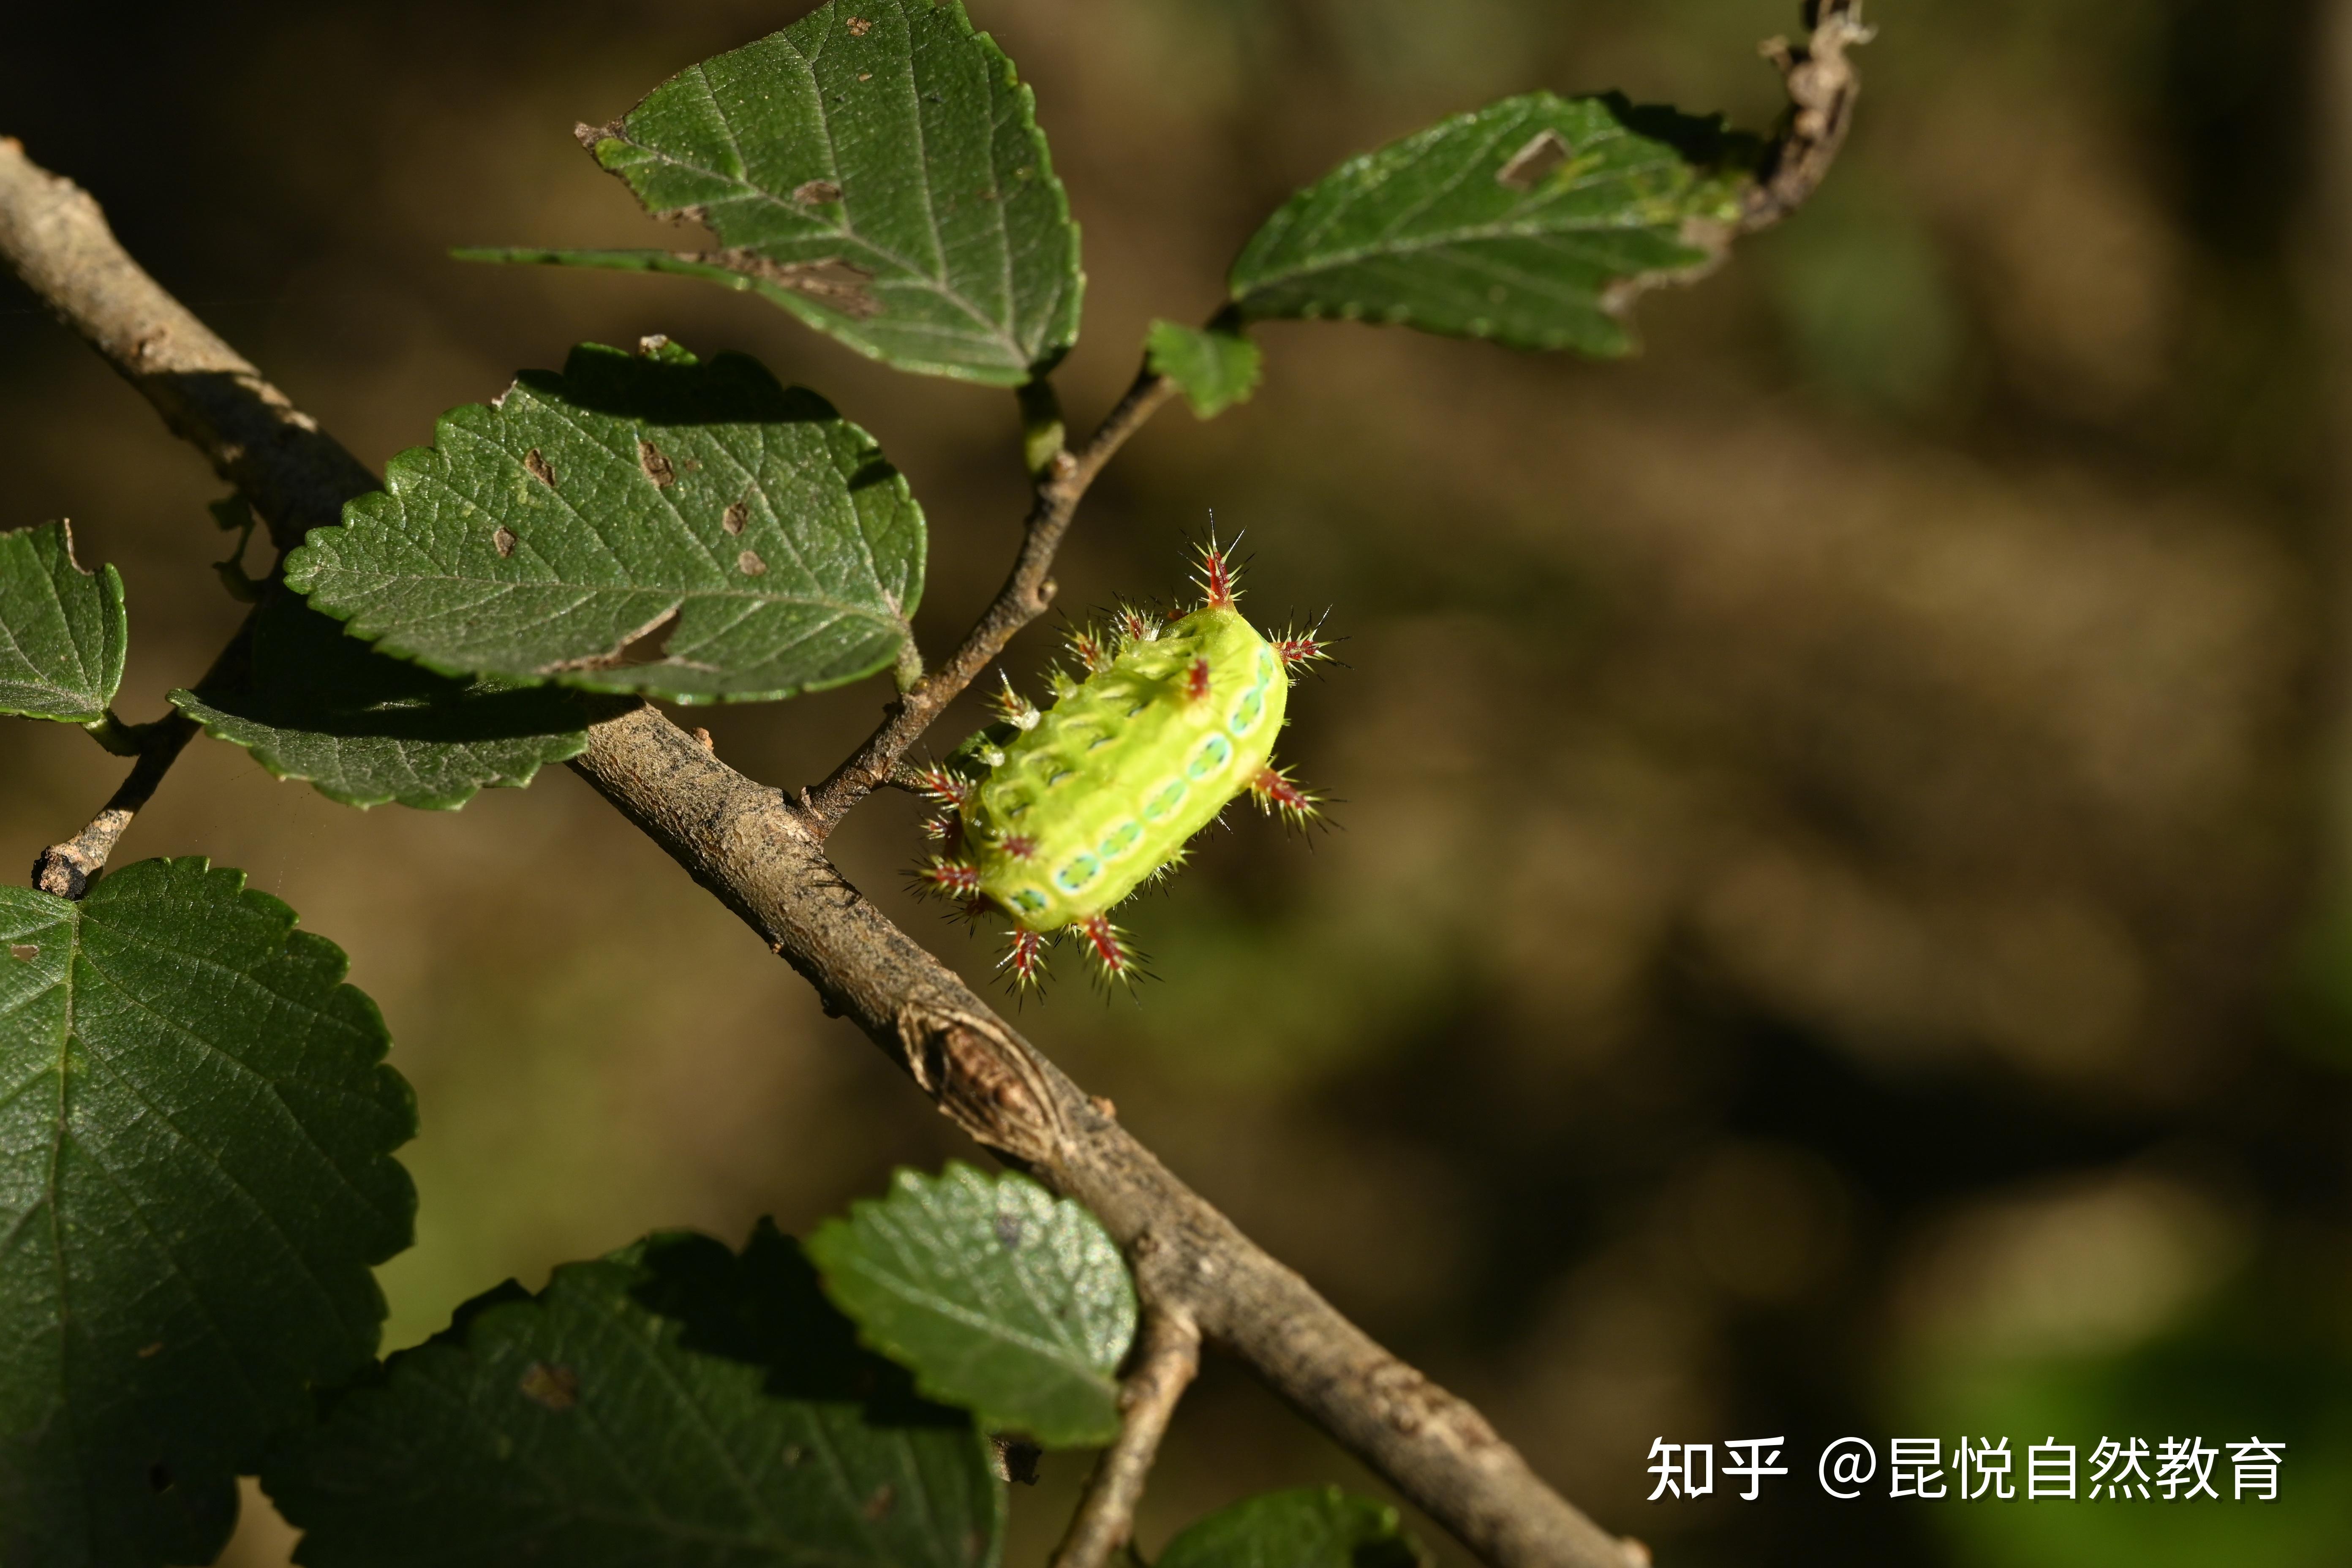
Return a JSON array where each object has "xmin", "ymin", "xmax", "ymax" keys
[
  {"xmin": 1078, "ymin": 914, "xmax": 1135, "ymax": 981},
  {"xmin": 1193, "ymin": 533, "xmax": 1241, "ymax": 610},
  {"xmin": 1275, "ymin": 624, "xmax": 1332, "ymax": 673},
  {"xmin": 1001, "ymin": 927, "xmax": 1048, "ymax": 988},
  {"xmin": 912, "ymin": 765, "xmax": 973, "ymax": 809},
  {"xmin": 1068, "ymin": 626, "xmax": 1109, "ymax": 674},
  {"xmin": 917, "ymin": 859, "xmax": 982, "ymax": 897},
  {"xmin": 1250, "ymin": 765, "xmax": 1321, "ymax": 828}
]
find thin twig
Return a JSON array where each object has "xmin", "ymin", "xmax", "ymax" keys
[
  {"xmin": 803, "ymin": 362, "xmax": 1177, "ymax": 834},
  {"xmin": 33, "ymin": 712, "xmax": 197, "ymax": 896},
  {"xmin": 1743, "ymin": 0, "xmax": 1873, "ymax": 233},
  {"xmin": 1051, "ymin": 1307, "xmax": 1202, "ymax": 1568},
  {"xmin": 29, "ymin": 602, "xmax": 258, "ymax": 897}
]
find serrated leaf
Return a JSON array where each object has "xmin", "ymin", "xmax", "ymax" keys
[
  {"xmin": 262, "ymin": 1224, "xmax": 1004, "ymax": 1568},
  {"xmin": 461, "ymin": 0, "xmax": 1082, "ymax": 387},
  {"xmin": 1146, "ymin": 320, "xmax": 1262, "ymax": 419},
  {"xmin": 1229, "ymin": 93, "xmax": 1756, "ymax": 356},
  {"xmin": 283, "ymin": 340, "xmax": 926, "ymax": 705},
  {"xmin": 0, "ymin": 520, "xmax": 127, "ymax": 724},
  {"xmin": 806, "ymin": 1164, "xmax": 1135, "ymax": 1448},
  {"xmin": 170, "ymin": 589, "xmax": 593, "ymax": 811},
  {"xmin": 0, "ymin": 859, "xmax": 415, "ymax": 1568},
  {"xmin": 1157, "ymin": 1487, "xmax": 1428, "ymax": 1568}
]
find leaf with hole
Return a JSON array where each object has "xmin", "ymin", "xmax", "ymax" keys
[
  {"xmin": 0, "ymin": 859, "xmax": 415, "ymax": 1568},
  {"xmin": 1157, "ymin": 1486, "xmax": 1429, "ymax": 1568},
  {"xmin": 806, "ymin": 1164, "xmax": 1135, "ymax": 1448},
  {"xmin": 459, "ymin": 0, "xmax": 1082, "ymax": 387},
  {"xmin": 170, "ymin": 590, "xmax": 596, "ymax": 811},
  {"xmin": 1146, "ymin": 320, "xmax": 1262, "ymax": 419},
  {"xmin": 261, "ymin": 1224, "xmax": 1004, "ymax": 1568},
  {"xmin": 0, "ymin": 520, "xmax": 127, "ymax": 724},
  {"xmin": 283, "ymin": 340, "xmax": 925, "ymax": 704},
  {"xmin": 1229, "ymin": 93, "xmax": 1756, "ymax": 356}
]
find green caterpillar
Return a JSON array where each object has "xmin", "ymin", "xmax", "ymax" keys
[{"xmin": 913, "ymin": 539, "xmax": 1327, "ymax": 986}]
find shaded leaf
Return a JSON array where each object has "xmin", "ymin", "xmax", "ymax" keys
[
  {"xmin": 1146, "ymin": 320, "xmax": 1262, "ymax": 419},
  {"xmin": 284, "ymin": 340, "xmax": 925, "ymax": 705},
  {"xmin": 1156, "ymin": 1487, "xmax": 1428, "ymax": 1568},
  {"xmin": 170, "ymin": 589, "xmax": 594, "ymax": 811},
  {"xmin": 0, "ymin": 860, "xmax": 415, "ymax": 1568},
  {"xmin": 461, "ymin": 0, "xmax": 1081, "ymax": 386},
  {"xmin": 807, "ymin": 1164, "xmax": 1135, "ymax": 1448},
  {"xmin": 262, "ymin": 1224, "xmax": 1004, "ymax": 1568},
  {"xmin": 0, "ymin": 520, "xmax": 127, "ymax": 724},
  {"xmin": 1228, "ymin": 93, "xmax": 1756, "ymax": 356}
]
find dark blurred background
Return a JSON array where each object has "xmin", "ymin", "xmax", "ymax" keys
[{"xmin": 5, "ymin": 0, "xmax": 2350, "ymax": 1563}]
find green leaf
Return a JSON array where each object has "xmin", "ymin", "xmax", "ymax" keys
[
  {"xmin": 283, "ymin": 340, "xmax": 926, "ymax": 705},
  {"xmin": 0, "ymin": 859, "xmax": 416, "ymax": 1568},
  {"xmin": 170, "ymin": 590, "xmax": 594, "ymax": 811},
  {"xmin": 1228, "ymin": 93, "xmax": 1756, "ymax": 356},
  {"xmin": 461, "ymin": 0, "xmax": 1082, "ymax": 387},
  {"xmin": 1157, "ymin": 1487, "xmax": 1428, "ymax": 1568},
  {"xmin": 0, "ymin": 520, "xmax": 127, "ymax": 724},
  {"xmin": 1146, "ymin": 320, "xmax": 1263, "ymax": 419},
  {"xmin": 261, "ymin": 1224, "xmax": 1004, "ymax": 1568},
  {"xmin": 806, "ymin": 1164, "xmax": 1135, "ymax": 1448}
]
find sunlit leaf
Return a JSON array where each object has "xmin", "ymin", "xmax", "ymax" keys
[
  {"xmin": 0, "ymin": 860, "xmax": 415, "ymax": 1568},
  {"xmin": 0, "ymin": 520, "xmax": 127, "ymax": 724},
  {"xmin": 263, "ymin": 1225, "xmax": 1004, "ymax": 1568},
  {"xmin": 284, "ymin": 340, "xmax": 925, "ymax": 705},
  {"xmin": 461, "ymin": 0, "xmax": 1082, "ymax": 386},
  {"xmin": 1229, "ymin": 93, "xmax": 1754, "ymax": 356},
  {"xmin": 807, "ymin": 1164, "xmax": 1135, "ymax": 1448}
]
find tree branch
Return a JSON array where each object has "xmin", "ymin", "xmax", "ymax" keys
[
  {"xmin": 0, "ymin": 137, "xmax": 1646, "ymax": 1568},
  {"xmin": 1051, "ymin": 1307, "xmax": 1202, "ymax": 1568},
  {"xmin": 802, "ymin": 362, "xmax": 1176, "ymax": 834},
  {"xmin": 32, "ymin": 710, "xmax": 198, "ymax": 897},
  {"xmin": 28, "ymin": 597, "xmax": 261, "ymax": 897},
  {"xmin": 1743, "ymin": 0, "xmax": 1873, "ymax": 233},
  {"xmin": 0, "ymin": 0, "xmax": 1883, "ymax": 1520}
]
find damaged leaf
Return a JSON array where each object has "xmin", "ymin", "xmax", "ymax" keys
[
  {"xmin": 261, "ymin": 1225, "xmax": 1003, "ymax": 1568},
  {"xmin": 0, "ymin": 519, "xmax": 128, "ymax": 724},
  {"xmin": 0, "ymin": 860, "xmax": 414, "ymax": 1568},
  {"xmin": 806, "ymin": 1164, "xmax": 1135, "ymax": 1448},
  {"xmin": 171, "ymin": 589, "xmax": 596, "ymax": 811},
  {"xmin": 1229, "ymin": 93, "xmax": 1756, "ymax": 357},
  {"xmin": 460, "ymin": 0, "xmax": 1082, "ymax": 387},
  {"xmin": 284, "ymin": 340, "xmax": 925, "ymax": 705}
]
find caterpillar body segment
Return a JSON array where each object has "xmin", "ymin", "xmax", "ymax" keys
[{"xmin": 914, "ymin": 541, "xmax": 1323, "ymax": 991}]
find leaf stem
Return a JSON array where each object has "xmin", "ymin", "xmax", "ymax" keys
[{"xmin": 1049, "ymin": 1307, "xmax": 1201, "ymax": 1568}]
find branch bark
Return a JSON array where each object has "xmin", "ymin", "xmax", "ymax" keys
[
  {"xmin": 0, "ymin": 135, "xmax": 1644, "ymax": 1568},
  {"xmin": 1050, "ymin": 1306, "xmax": 1202, "ymax": 1568},
  {"xmin": 1743, "ymin": 0, "xmax": 1873, "ymax": 232}
]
